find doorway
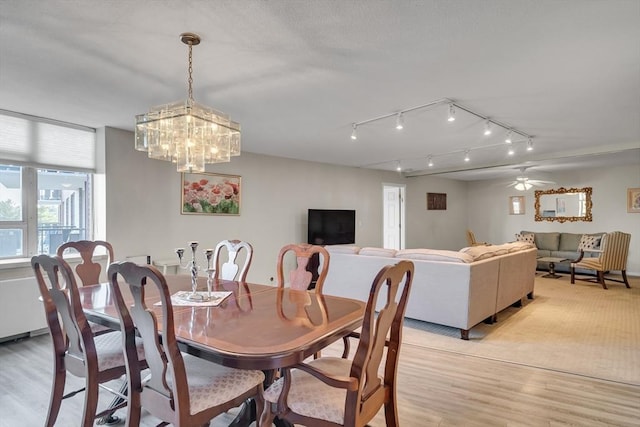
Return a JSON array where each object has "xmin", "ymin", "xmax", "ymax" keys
[{"xmin": 383, "ymin": 184, "xmax": 405, "ymax": 250}]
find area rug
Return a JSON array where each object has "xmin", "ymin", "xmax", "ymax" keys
[{"xmin": 400, "ymin": 274, "xmax": 640, "ymax": 385}]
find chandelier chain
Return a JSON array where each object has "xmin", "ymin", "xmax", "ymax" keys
[{"xmin": 187, "ymin": 42, "xmax": 194, "ymax": 101}]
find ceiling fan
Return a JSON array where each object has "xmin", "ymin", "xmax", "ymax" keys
[{"xmin": 506, "ymin": 167, "xmax": 555, "ymax": 191}]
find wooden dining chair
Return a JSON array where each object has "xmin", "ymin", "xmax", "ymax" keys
[
  {"xmin": 57, "ymin": 239, "xmax": 114, "ymax": 286},
  {"xmin": 107, "ymin": 261, "xmax": 265, "ymax": 427},
  {"xmin": 212, "ymin": 239, "xmax": 253, "ymax": 281},
  {"xmin": 261, "ymin": 260, "xmax": 414, "ymax": 427},
  {"xmin": 31, "ymin": 254, "xmax": 145, "ymax": 427},
  {"xmin": 57, "ymin": 240, "xmax": 115, "ymax": 336},
  {"xmin": 276, "ymin": 243, "xmax": 330, "ymax": 292}
]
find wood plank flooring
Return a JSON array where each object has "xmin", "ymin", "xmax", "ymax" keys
[{"xmin": 1, "ymin": 332, "xmax": 638, "ymax": 427}]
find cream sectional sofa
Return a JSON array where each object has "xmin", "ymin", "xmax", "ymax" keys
[{"xmin": 322, "ymin": 242, "xmax": 537, "ymax": 340}]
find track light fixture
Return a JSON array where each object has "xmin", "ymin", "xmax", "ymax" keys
[
  {"xmin": 395, "ymin": 113, "xmax": 404, "ymax": 130},
  {"xmin": 350, "ymin": 97, "xmax": 535, "ymax": 172},
  {"xmin": 483, "ymin": 120, "xmax": 492, "ymax": 136},
  {"xmin": 447, "ymin": 104, "xmax": 456, "ymax": 122},
  {"xmin": 505, "ymin": 130, "xmax": 513, "ymax": 144}
]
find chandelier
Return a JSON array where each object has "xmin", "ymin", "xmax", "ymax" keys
[{"xmin": 134, "ymin": 32, "xmax": 241, "ymax": 173}]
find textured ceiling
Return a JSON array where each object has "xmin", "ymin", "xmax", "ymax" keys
[{"xmin": 1, "ymin": 0, "xmax": 639, "ymax": 180}]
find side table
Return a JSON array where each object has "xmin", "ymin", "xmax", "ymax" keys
[{"xmin": 537, "ymin": 256, "xmax": 567, "ymax": 279}]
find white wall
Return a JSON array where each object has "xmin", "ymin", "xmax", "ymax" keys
[
  {"xmin": 104, "ymin": 127, "xmax": 406, "ymax": 284},
  {"xmin": 404, "ymin": 175, "xmax": 469, "ymax": 250},
  {"xmin": 466, "ymin": 163, "xmax": 640, "ymax": 274}
]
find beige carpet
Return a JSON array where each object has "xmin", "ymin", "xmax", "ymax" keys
[{"xmin": 400, "ymin": 274, "xmax": 640, "ymax": 385}]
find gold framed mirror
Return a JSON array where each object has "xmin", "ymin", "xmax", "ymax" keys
[{"xmin": 534, "ymin": 187, "xmax": 592, "ymax": 222}]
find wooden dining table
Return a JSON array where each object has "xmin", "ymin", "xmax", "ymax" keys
[{"xmin": 79, "ymin": 274, "xmax": 366, "ymax": 426}]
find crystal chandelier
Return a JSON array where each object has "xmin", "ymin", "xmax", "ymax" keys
[{"xmin": 134, "ymin": 33, "xmax": 241, "ymax": 173}]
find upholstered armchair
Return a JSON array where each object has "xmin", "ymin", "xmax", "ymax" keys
[{"xmin": 570, "ymin": 231, "xmax": 631, "ymax": 289}]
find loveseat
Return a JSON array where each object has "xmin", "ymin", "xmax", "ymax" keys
[
  {"xmin": 322, "ymin": 242, "xmax": 537, "ymax": 340},
  {"xmin": 518, "ymin": 231, "xmax": 604, "ymax": 273}
]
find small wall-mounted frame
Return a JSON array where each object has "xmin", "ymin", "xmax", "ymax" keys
[
  {"xmin": 628, "ymin": 188, "xmax": 640, "ymax": 213},
  {"xmin": 509, "ymin": 196, "xmax": 525, "ymax": 215},
  {"xmin": 426, "ymin": 192, "xmax": 447, "ymax": 210}
]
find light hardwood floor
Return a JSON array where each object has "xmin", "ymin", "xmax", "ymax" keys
[{"xmin": 1, "ymin": 331, "xmax": 638, "ymax": 427}]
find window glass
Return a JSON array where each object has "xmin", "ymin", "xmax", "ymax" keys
[
  {"xmin": 0, "ymin": 165, "xmax": 22, "ymax": 221},
  {"xmin": 37, "ymin": 169, "xmax": 91, "ymax": 255}
]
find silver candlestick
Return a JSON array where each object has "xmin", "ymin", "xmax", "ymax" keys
[{"xmin": 176, "ymin": 241, "xmax": 212, "ymax": 301}]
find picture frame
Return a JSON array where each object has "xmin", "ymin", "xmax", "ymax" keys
[
  {"xmin": 628, "ymin": 187, "xmax": 640, "ymax": 213},
  {"xmin": 181, "ymin": 172, "xmax": 241, "ymax": 215},
  {"xmin": 426, "ymin": 192, "xmax": 447, "ymax": 210},
  {"xmin": 509, "ymin": 196, "xmax": 525, "ymax": 215}
]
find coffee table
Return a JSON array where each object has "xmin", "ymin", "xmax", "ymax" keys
[{"xmin": 537, "ymin": 256, "xmax": 568, "ymax": 278}]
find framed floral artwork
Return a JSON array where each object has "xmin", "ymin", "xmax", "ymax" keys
[
  {"xmin": 628, "ymin": 188, "xmax": 640, "ymax": 213},
  {"xmin": 181, "ymin": 172, "xmax": 241, "ymax": 215}
]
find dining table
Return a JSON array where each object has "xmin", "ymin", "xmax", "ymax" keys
[{"xmin": 79, "ymin": 274, "xmax": 366, "ymax": 426}]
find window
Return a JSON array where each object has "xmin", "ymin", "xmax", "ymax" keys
[
  {"xmin": 0, "ymin": 110, "xmax": 96, "ymax": 259},
  {"xmin": 0, "ymin": 165, "xmax": 92, "ymax": 258}
]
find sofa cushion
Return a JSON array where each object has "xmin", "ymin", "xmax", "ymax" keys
[
  {"xmin": 532, "ymin": 232, "xmax": 560, "ymax": 251},
  {"xmin": 460, "ymin": 245, "xmax": 508, "ymax": 261},
  {"xmin": 359, "ymin": 247, "xmax": 397, "ymax": 257},
  {"xmin": 324, "ymin": 245, "xmax": 361, "ymax": 254},
  {"xmin": 395, "ymin": 249, "xmax": 473, "ymax": 263},
  {"xmin": 558, "ymin": 233, "xmax": 583, "ymax": 252},
  {"xmin": 503, "ymin": 241, "xmax": 536, "ymax": 252},
  {"xmin": 515, "ymin": 233, "xmax": 535, "ymax": 244}
]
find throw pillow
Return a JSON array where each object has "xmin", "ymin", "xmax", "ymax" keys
[
  {"xmin": 578, "ymin": 234, "xmax": 601, "ymax": 250},
  {"xmin": 324, "ymin": 245, "xmax": 361, "ymax": 254},
  {"xmin": 359, "ymin": 247, "xmax": 397, "ymax": 257},
  {"xmin": 515, "ymin": 233, "xmax": 535, "ymax": 244}
]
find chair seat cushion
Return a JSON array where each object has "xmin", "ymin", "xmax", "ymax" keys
[
  {"xmin": 180, "ymin": 353, "xmax": 265, "ymax": 415},
  {"xmin": 263, "ymin": 357, "xmax": 358, "ymax": 424},
  {"xmin": 572, "ymin": 257, "xmax": 602, "ymax": 270},
  {"xmin": 94, "ymin": 331, "xmax": 145, "ymax": 372}
]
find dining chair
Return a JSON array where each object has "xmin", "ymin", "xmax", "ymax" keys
[
  {"xmin": 107, "ymin": 261, "xmax": 265, "ymax": 427},
  {"xmin": 57, "ymin": 239, "xmax": 115, "ymax": 286},
  {"xmin": 466, "ymin": 229, "xmax": 489, "ymax": 246},
  {"xmin": 31, "ymin": 254, "xmax": 145, "ymax": 427},
  {"xmin": 212, "ymin": 239, "xmax": 253, "ymax": 281},
  {"xmin": 57, "ymin": 239, "xmax": 115, "ymax": 336},
  {"xmin": 261, "ymin": 259, "xmax": 414, "ymax": 427},
  {"xmin": 570, "ymin": 231, "xmax": 631, "ymax": 289},
  {"xmin": 276, "ymin": 243, "xmax": 330, "ymax": 292}
]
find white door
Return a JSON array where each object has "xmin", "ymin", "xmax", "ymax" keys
[{"xmin": 383, "ymin": 184, "xmax": 405, "ymax": 250}]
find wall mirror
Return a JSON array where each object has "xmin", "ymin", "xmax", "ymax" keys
[{"xmin": 534, "ymin": 187, "xmax": 592, "ymax": 222}]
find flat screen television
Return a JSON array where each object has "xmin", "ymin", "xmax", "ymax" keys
[{"xmin": 307, "ymin": 209, "xmax": 356, "ymax": 245}]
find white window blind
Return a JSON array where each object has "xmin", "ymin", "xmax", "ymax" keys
[{"xmin": 0, "ymin": 110, "xmax": 96, "ymax": 172}]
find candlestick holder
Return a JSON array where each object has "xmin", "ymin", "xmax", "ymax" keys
[{"xmin": 176, "ymin": 242, "xmax": 215, "ymax": 301}]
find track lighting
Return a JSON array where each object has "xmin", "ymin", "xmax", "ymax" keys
[
  {"xmin": 447, "ymin": 104, "xmax": 456, "ymax": 122},
  {"xmin": 484, "ymin": 120, "xmax": 492, "ymax": 136},
  {"xmin": 395, "ymin": 113, "xmax": 404, "ymax": 130},
  {"xmin": 350, "ymin": 98, "xmax": 535, "ymax": 171}
]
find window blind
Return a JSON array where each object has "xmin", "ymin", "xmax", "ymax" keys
[{"xmin": 0, "ymin": 110, "xmax": 96, "ymax": 172}]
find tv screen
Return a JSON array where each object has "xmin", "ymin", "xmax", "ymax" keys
[{"xmin": 307, "ymin": 209, "xmax": 356, "ymax": 245}]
